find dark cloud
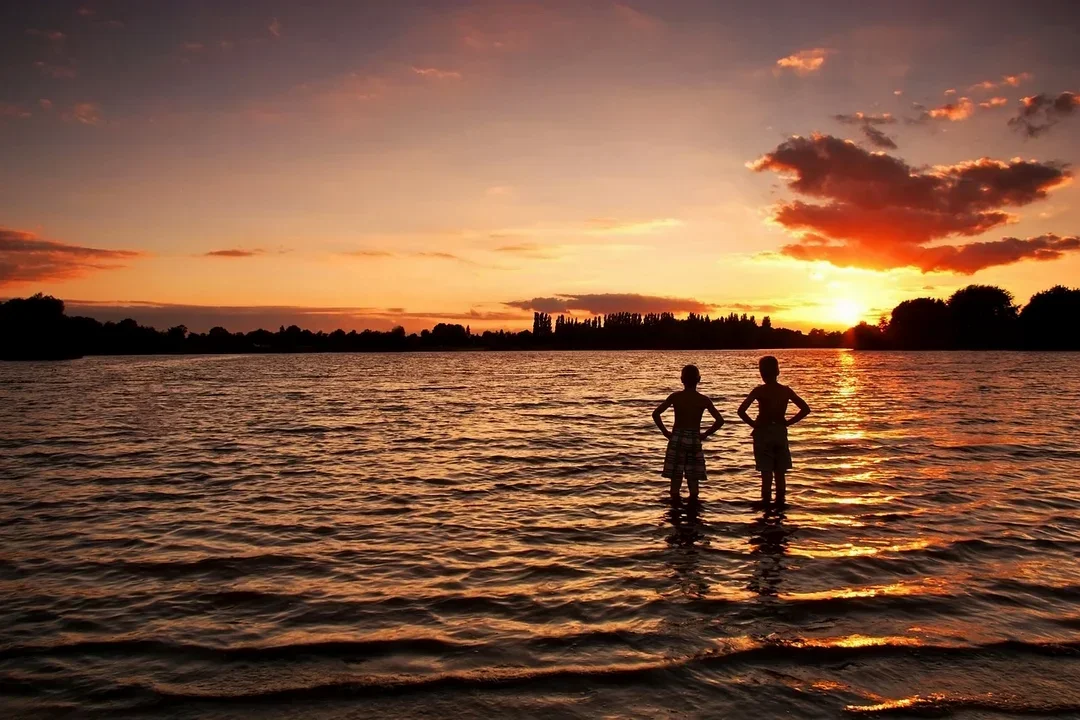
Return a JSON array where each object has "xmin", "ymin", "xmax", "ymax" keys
[
  {"xmin": 833, "ymin": 112, "xmax": 898, "ymax": 148},
  {"xmin": 0, "ymin": 228, "xmax": 142, "ymax": 285},
  {"xmin": 861, "ymin": 125, "xmax": 897, "ymax": 149},
  {"xmin": 64, "ymin": 301, "xmax": 526, "ymax": 334},
  {"xmin": 1009, "ymin": 92, "xmax": 1080, "ymax": 137},
  {"xmin": 505, "ymin": 293, "xmax": 713, "ymax": 315},
  {"xmin": 204, "ymin": 248, "xmax": 265, "ymax": 258},
  {"xmin": 920, "ymin": 234, "xmax": 1080, "ymax": 274},
  {"xmin": 749, "ymin": 133, "xmax": 1074, "ymax": 273}
]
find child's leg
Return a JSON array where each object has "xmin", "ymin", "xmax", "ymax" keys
[
  {"xmin": 670, "ymin": 474, "xmax": 683, "ymax": 502},
  {"xmin": 774, "ymin": 471, "xmax": 786, "ymax": 506},
  {"xmin": 687, "ymin": 475, "xmax": 699, "ymax": 500},
  {"xmin": 760, "ymin": 471, "xmax": 773, "ymax": 504}
]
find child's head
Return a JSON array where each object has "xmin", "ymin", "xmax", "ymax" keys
[
  {"xmin": 758, "ymin": 355, "xmax": 780, "ymax": 382},
  {"xmin": 681, "ymin": 364, "xmax": 701, "ymax": 388}
]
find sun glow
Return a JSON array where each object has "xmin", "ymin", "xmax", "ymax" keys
[{"xmin": 830, "ymin": 297, "xmax": 867, "ymax": 327}]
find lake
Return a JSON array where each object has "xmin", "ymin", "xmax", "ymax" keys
[{"xmin": 2, "ymin": 350, "xmax": 1079, "ymax": 718}]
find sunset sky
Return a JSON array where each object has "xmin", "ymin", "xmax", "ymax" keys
[{"xmin": 2, "ymin": 0, "xmax": 1078, "ymax": 333}]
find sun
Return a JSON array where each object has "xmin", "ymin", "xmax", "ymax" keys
[{"xmin": 830, "ymin": 297, "xmax": 866, "ymax": 327}]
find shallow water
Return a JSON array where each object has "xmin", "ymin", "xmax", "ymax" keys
[{"xmin": 2, "ymin": 350, "xmax": 1079, "ymax": 719}]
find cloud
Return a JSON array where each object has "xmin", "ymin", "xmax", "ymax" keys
[
  {"xmin": 343, "ymin": 249, "xmax": 395, "ymax": 258},
  {"xmin": 833, "ymin": 112, "xmax": 898, "ymax": 149},
  {"xmin": 969, "ymin": 72, "xmax": 1033, "ymax": 93},
  {"xmin": 612, "ymin": 2, "xmax": 664, "ymax": 32},
  {"xmin": 0, "ymin": 228, "xmax": 141, "ymax": 285},
  {"xmin": 34, "ymin": 60, "xmax": 78, "ymax": 79},
  {"xmin": 924, "ymin": 97, "xmax": 975, "ymax": 121},
  {"xmin": 918, "ymin": 234, "xmax": 1080, "ymax": 274},
  {"xmin": 1009, "ymin": 92, "xmax": 1080, "ymax": 137},
  {"xmin": 412, "ymin": 67, "xmax": 463, "ymax": 80},
  {"xmin": 182, "ymin": 41, "xmax": 204, "ymax": 53},
  {"xmin": 749, "ymin": 133, "xmax": 1073, "ymax": 273},
  {"xmin": 341, "ymin": 249, "xmax": 485, "ymax": 265},
  {"xmin": 505, "ymin": 293, "xmax": 713, "ymax": 315},
  {"xmin": 723, "ymin": 302, "xmax": 790, "ymax": 314},
  {"xmin": 775, "ymin": 48, "xmax": 829, "ymax": 75},
  {"xmin": 66, "ymin": 102, "xmax": 103, "ymax": 125},
  {"xmin": 26, "ymin": 29, "xmax": 66, "ymax": 49},
  {"xmin": 415, "ymin": 251, "xmax": 480, "ymax": 264},
  {"xmin": 0, "ymin": 103, "xmax": 32, "ymax": 119},
  {"xmin": 491, "ymin": 242, "xmax": 556, "ymax": 259},
  {"xmin": 584, "ymin": 217, "xmax": 683, "ymax": 235},
  {"xmin": 268, "ymin": 17, "xmax": 281, "ymax": 38},
  {"xmin": 203, "ymin": 249, "xmax": 266, "ymax": 258},
  {"xmin": 860, "ymin": 125, "xmax": 897, "ymax": 149},
  {"xmin": 1003, "ymin": 73, "xmax": 1033, "ymax": 87},
  {"xmin": 979, "ymin": 97, "xmax": 1008, "ymax": 109}
]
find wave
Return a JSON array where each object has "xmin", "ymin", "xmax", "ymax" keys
[{"xmin": 11, "ymin": 637, "xmax": 1074, "ymax": 711}]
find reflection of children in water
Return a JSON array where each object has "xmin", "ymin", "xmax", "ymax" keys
[
  {"xmin": 747, "ymin": 510, "xmax": 793, "ymax": 597},
  {"xmin": 663, "ymin": 501, "xmax": 711, "ymax": 598}
]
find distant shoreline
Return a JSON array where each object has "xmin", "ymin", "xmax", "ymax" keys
[
  {"xmin": 3, "ymin": 284, "xmax": 1078, "ymax": 360},
  {"xmin": 5, "ymin": 347, "xmax": 1078, "ymax": 363}
]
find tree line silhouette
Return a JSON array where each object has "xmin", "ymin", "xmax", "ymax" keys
[
  {"xmin": 847, "ymin": 285, "xmax": 1080, "ymax": 351},
  {"xmin": 1, "ymin": 284, "xmax": 1076, "ymax": 360}
]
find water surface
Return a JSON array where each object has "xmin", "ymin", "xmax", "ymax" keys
[{"xmin": 2, "ymin": 351, "xmax": 1079, "ymax": 718}]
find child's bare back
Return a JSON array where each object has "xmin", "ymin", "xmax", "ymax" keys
[
  {"xmin": 745, "ymin": 382, "xmax": 798, "ymax": 428},
  {"xmin": 668, "ymin": 389, "xmax": 712, "ymax": 431}
]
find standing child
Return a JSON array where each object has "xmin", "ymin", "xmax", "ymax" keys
[
  {"xmin": 653, "ymin": 364, "xmax": 725, "ymax": 503},
  {"xmin": 737, "ymin": 356, "xmax": 810, "ymax": 508}
]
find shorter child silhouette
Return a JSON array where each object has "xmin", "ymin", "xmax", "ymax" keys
[
  {"xmin": 737, "ymin": 356, "xmax": 810, "ymax": 507},
  {"xmin": 653, "ymin": 364, "xmax": 725, "ymax": 503}
]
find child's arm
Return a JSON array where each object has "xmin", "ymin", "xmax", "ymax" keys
[
  {"xmin": 700, "ymin": 399, "xmax": 725, "ymax": 440},
  {"xmin": 786, "ymin": 388, "xmax": 811, "ymax": 426},
  {"xmin": 652, "ymin": 394, "xmax": 675, "ymax": 438},
  {"xmin": 737, "ymin": 388, "xmax": 757, "ymax": 428}
]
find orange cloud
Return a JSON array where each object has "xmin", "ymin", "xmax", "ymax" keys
[
  {"xmin": 979, "ymin": 96, "xmax": 1008, "ymax": 109},
  {"xmin": 969, "ymin": 72, "xmax": 1032, "ymax": 92},
  {"xmin": 1002, "ymin": 72, "xmax": 1033, "ymax": 87},
  {"xmin": 411, "ymin": 66, "xmax": 463, "ymax": 80},
  {"xmin": 0, "ymin": 228, "xmax": 142, "ymax": 285},
  {"xmin": 775, "ymin": 48, "xmax": 829, "ymax": 75},
  {"xmin": 927, "ymin": 97, "xmax": 974, "ymax": 121},
  {"xmin": 749, "ymin": 134, "xmax": 1074, "ymax": 273}
]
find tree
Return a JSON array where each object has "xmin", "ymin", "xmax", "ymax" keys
[
  {"xmin": 887, "ymin": 298, "xmax": 950, "ymax": 349},
  {"xmin": 1019, "ymin": 286, "xmax": 1080, "ymax": 350},
  {"xmin": 947, "ymin": 285, "xmax": 1017, "ymax": 349}
]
